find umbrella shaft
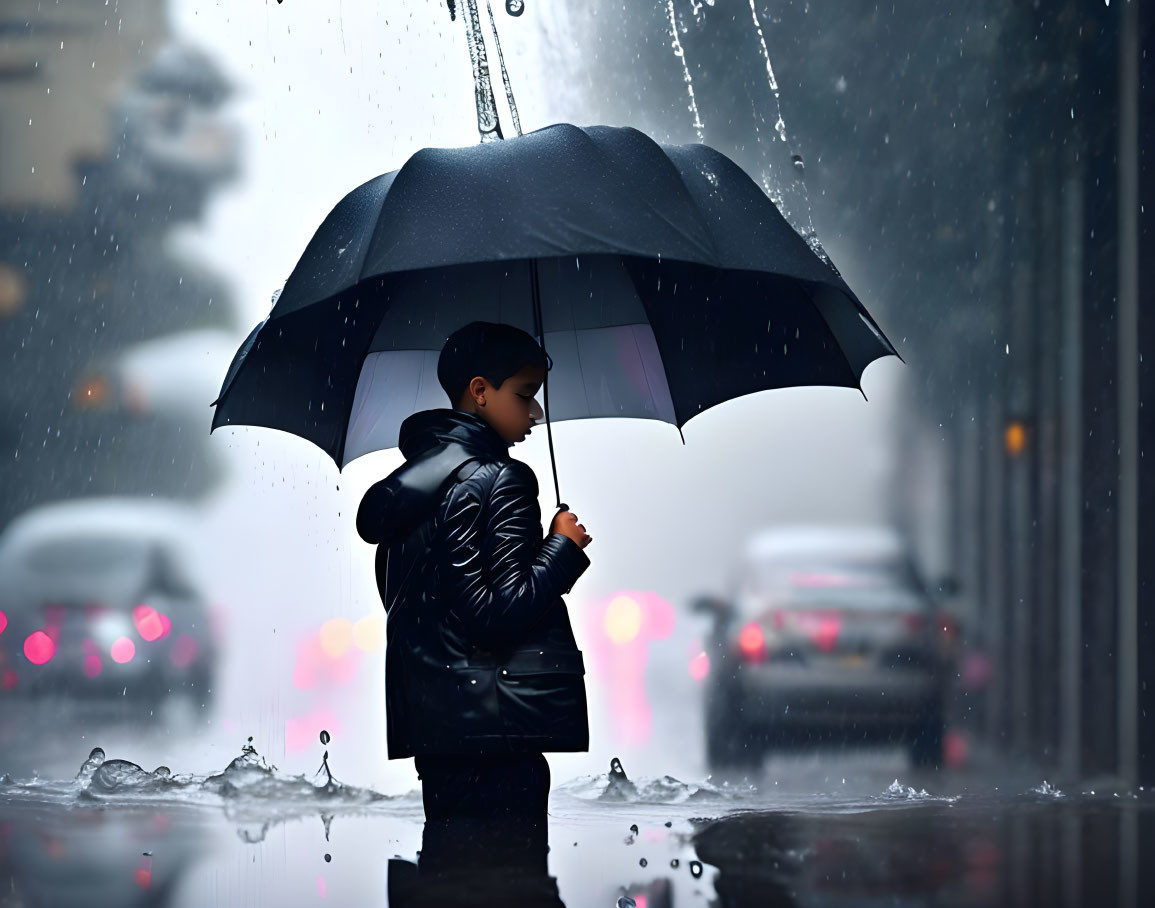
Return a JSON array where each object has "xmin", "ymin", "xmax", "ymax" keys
[{"xmin": 529, "ymin": 258, "xmax": 563, "ymax": 511}]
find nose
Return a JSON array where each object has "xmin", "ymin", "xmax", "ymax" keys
[{"xmin": 528, "ymin": 397, "xmax": 544, "ymax": 421}]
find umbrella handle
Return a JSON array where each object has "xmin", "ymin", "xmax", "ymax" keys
[{"xmin": 529, "ymin": 258, "xmax": 563, "ymax": 510}]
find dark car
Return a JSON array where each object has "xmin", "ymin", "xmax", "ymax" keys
[
  {"xmin": 0, "ymin": 497, "xmax": 217, "ymax": 717},
  {"xmin": 696, "ymin": 525, "xmax": 957, "ymax": 771}
]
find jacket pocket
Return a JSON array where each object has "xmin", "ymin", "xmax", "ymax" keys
[
  {"xmin": 404, "ymin": 650, "xmax": 500, "ymax": 748},
  {"xmin": 494, "ymin": 649, "xmax": 589, "ymax": 747}
]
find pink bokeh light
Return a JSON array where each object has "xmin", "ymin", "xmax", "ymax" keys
[
  {"xmin": 111, "ymin": 637, "xmax": 136, "ymax": 664},
  {"xmin": 24, "ymin": 630, "xmax": 55, "ymax": 665},
  {"xmin": 133, "ymin": 605, "xmax": 168, "ymax": 642},
  {"xmin": 171, "ymin": 634, "xmax": 199, "ymax": 668},
  {"xmin": 286, "ymin": 707, "xmax": 342, "ymax": 753}
]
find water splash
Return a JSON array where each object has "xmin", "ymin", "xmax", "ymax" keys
[
  {"xmin": 877, "ymin": 778, "xmax": 960, "ymax": 803},
  {"xmin": 555, "ymin": 756, "xmax": 736, "ymax": 804},
  {"xmin": 1029, "ymin": 780, "xmax": 1064, "ymax": 798},
  {"xmin": 3, "ymin": 737, "xmax": 393, "ymax": 824},
  {"xmin": 74, "ymin": 745, "xmax": 106, "ymax": 788},
  {"xmin": 883, "ymin": 778, "xmax": 930, "ymax": 799},
  {"xmin": 664, "ymin": 1, "xmax": 705, "ymax": 142}
]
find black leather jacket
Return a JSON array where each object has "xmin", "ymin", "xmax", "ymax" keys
[{"xmin": 356, "ymin": 408, "xmax": 591, "ymax": 759}]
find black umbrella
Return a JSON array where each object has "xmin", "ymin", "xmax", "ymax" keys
[{"xmin": 210, "ymin": 122, "xmax": 900, "ymax": 507}]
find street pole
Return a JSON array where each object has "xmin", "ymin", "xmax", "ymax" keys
[{"xmin": 1116, "ymin": 0, "xmax": 1139, "ymax": 789}]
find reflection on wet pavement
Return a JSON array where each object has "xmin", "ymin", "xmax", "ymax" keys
[{"xmin": 1, "ymin": 744, "xmax": 1152, "ymax": 906}]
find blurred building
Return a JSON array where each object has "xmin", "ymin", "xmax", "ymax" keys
[
  {"xmin": 572, "ymin": 0, "xmax": 1154, "ymax": 785},
  {"xmin": 0, "ymin": 1, "xmax": 240, "ymax": 530}
]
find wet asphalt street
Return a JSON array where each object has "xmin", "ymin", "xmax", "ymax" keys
[{"xmin": 2, "ymin": 738, "xmax": 1153, "ymax": 907}]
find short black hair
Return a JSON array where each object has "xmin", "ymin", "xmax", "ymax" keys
[{"xmin": 437, "ymin": 321, "xmax": 551, "ymax": 407}]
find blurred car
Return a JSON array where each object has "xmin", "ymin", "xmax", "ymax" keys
[
  {"xmin": 695, "ymin": 525, "xmax": 958, "ymax": 770},
  {"xmin": 0, "ymin": 497, "xmax": 217, "ymax": 713}
]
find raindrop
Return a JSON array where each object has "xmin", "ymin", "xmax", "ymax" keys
[
  {"xmin": 506, "ymin": 0, "xmax": 524, "ymax": 15},
  {"xmin": 324, "ymin": 853, "xmax": 332, "ymax": 863},
  {"xmin": 639, "ymin": 857, "xmax": 648, "ymax": 867},
  {"xmin": 670, "ymin": 858, "xmax": 680, "ymax": 868},
  {"xmin": 617, "ymin": 898, "xmax": 637, "ymax": 908},
  {"xmin": 689, "ymin": 860, "xmax": 704, "ymax": 878},
  {"xmin": 320, "ymin": 729, "xmax": 330, "ymax": 745}
]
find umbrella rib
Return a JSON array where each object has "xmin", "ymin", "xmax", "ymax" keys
[
  {"xmin": 797, "ymin": 280, "xmax": 865, "ymax": 395},
  {"xmin": 576, "ymin": 127, "xmax": 720, "ymax": 266},
  {"xmin": 574, "ymin": 327, "xmax": 593, "ymax": 419},
  {"xmin": 627, "ymin": 323, "xmax": 664, "ymax": 428},
  {"xmin": 335, "ymin": 288, "xmax": 402, "ymax": 469},
  {"xmin": 353, "ymin": 171, "xmax": 405, "ymax": 290},
  {"xmin": 620, "ymin": 257, "xmax": 686, "ymax": 437},
  {"xmin": 659, "ymin": 155, "xmax": 725, "ymax": 266}
]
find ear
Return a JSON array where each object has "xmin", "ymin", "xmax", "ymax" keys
[{"xmin": 468, "ymin": 376, "xmax": 488, "ymax": 403}]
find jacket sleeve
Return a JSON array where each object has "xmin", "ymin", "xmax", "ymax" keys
[{"xmin": 441, "ymin": 459, "xmax": 590, "ymax": 651}]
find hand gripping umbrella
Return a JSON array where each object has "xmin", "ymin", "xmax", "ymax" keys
[{"xmin": 209, "ymin": 123, "xmax": 900, "ymax": 508}]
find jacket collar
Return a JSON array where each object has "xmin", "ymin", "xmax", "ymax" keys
[{"xmin": 398, "ymin": 407, "xmax": 511, "ymax": 463}]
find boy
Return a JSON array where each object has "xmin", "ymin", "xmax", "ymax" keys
[{"xmin": 357, "ymin": 320, "xmax": 592, "ymax": 877}]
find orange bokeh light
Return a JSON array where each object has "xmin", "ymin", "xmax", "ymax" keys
[
  {"xmin": 75, "ymin": 376, "xmax": 111, "ymax": 408},
  {"xmin": 603, "ymin": 595, "xmax": 643, "ymax": 644},
  {"xmin": 1004, "ymin": 421, "xmax": 1027, "ymax": 457}
]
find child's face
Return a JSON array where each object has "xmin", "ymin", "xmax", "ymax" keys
[{"xmin": 468, "ymin": 362, "xmax": 546, "ymax": 445}]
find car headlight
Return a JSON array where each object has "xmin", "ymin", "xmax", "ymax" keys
[{"xmin": 91, "ymin": 612, "xmax": 134, "ymax": 647}]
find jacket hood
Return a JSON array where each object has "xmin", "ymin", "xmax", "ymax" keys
[{"xmin": 356, "ymin": 409, "xmax": 510, "ymax": 547}]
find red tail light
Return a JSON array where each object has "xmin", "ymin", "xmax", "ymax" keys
[
  {"xmin": 811, "ymin": 614, "xmax": 841, "ymax": 653},
  {"xmin": 24, "ymin": 630, "xmax": 56, "ymax": 665},
  {"xmin": 132, "ymin": 604, "xmax": 170, "ymax": 642},
  {"xmin": 737, "ymin": 622, "xmax": 766, "ymax": 661},
  {"xmin": 777, "ymin": 609, "xmax": 842, "ymax": 653}
]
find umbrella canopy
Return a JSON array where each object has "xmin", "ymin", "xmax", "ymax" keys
[{"xmin": 211, "ymin": 123, "xmax": 899, "ymax": 488}]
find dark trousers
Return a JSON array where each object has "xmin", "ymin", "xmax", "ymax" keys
[{"xmin": 414, "ymin": 752, "xmax": 552, "ymax": 877}]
